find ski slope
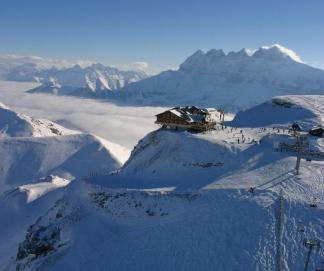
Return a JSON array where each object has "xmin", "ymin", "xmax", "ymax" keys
[{"xmin": 5, "ymin": 95, "xmax": 323, "ymax": 271}]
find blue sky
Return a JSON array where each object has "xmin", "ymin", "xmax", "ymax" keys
[{"xmin": 0, "ymin": 0, "xmax": 323, "ymax": 72}]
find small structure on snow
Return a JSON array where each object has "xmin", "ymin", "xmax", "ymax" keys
[
  {"xmin": 155, "ymin": 106, "xmax": 216, "ymax": 132},
  {"xmin": 291, "ymin": 123, "xmax": 303, "ymax": 132},
  {"xmin": 309, "ymin": 127, "xmax": 324, "ymax": 138}
]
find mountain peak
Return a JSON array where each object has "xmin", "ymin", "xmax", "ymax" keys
[
  {"xmin": 179, "ymin": 50, "xmax": 204, "ymax": 71},
  {"xmin": 192, "ymin": 49, "xmax": 204, "ymax": 56},
  {"xmin": 95, "ymin": 76, "xmax": 111, "ymax": 91},
  {"xmin": 180, "ymin": 49, "xmax": 225, "ymax": 71},
  {"xmin": 227, "ymin": 48, "xmax": 250, "ymax": 58},
  {"xmin": 253, "ymin": 44, "xmax": 303, "ymax": 63},
  {"xmin": 205, "ymin": 49, "xmax": 226, "ymax": 58},
  {"xmin": 179, "ymin": 44, "xmax": 305, "ymax": 73}
]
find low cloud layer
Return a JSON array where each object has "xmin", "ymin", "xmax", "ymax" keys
[{"xmin": 0, "ymin": 81, "xmax": 165, "ymax": 149}]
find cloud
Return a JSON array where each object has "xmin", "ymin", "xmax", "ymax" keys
[
  {"xmin": 0, "ymin": 80, "xmax": 166, "ymax": 149},
  {"xmin": 116, "ymin": 61, "xmax": 149, "ymax": 71},
  {"xmin": 307, "ymin": 60, "xmax": 324, "ymax": 71},
  {"xmin": 112, "ymin": 61, "xmax": 158, "ymax": 74},
  {"xmin": 0, "ymin": 54, "xmax": 95, "ymax": 69},
  {"xmin": 0, "ymin": 54, "xmax": 167, "ymax": 75}
]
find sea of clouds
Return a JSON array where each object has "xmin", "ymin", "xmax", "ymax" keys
[{"xmin": 0, "ymin": 80, "xmax": 165, "ymax": 149}]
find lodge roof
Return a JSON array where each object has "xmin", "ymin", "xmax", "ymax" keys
[{"xmin": 156, "ymin": 106, "xmax": 211, "ymax": 124}]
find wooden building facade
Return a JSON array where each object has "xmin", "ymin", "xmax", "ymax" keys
[{"xmin": 155, "ymin": 106, "xmax": 216, "ymax": 132}]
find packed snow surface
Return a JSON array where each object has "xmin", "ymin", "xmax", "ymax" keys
[{"xmin": 18, "ymin": 176, "xmax": 71, "ymax": 203}]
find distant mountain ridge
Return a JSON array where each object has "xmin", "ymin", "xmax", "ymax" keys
[
  {"xmin": 27, "ymin": 63, "xmax": 147, "ymax": 98},
  {"xmin": 117, "ymin": 44, "xmax": 324, "ymax": 111},
  {"xmin": 0, "ymin": 55, "xmax": 148, "ymax": 95},
  {"xmin": 3, "ymin": 45, "xmax": 324, "ymax": 111}
]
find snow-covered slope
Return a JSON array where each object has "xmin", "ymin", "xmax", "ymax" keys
[
  {"xmin": 8, "ymin": 172, "xmax": 324, "ymax": 271},
  {"xmin": 0, "ymin": 103, "xmax": 130, "ymax": 270},
  {"xmin": 0, "ymin": 101, "xmax": 129, "ymax": 192},
  {"xmin": 118, "ymin": 44, "xmax": 324, "ymax": 111},
  {"xmin": 111, "ymin": 96, "xmax": 323, "ymax": 190},
  {"xmin": 0, "ymin": 133, "xmax": 129, "ymax": 192},
  {"xmin": 231, "ymin": 95, "xmax": 324, "ymax": 129},
  {"xmin": 4, "ymin": 95, "xmax": 323, "ymax": 271},
  {"xmin": 0, "ymin": 175, "xmax": 70, "ymax": 269},
  {"xmin": 0, "ymin": 101, "xmax": 129, "ymax": 194},
  {"xmin": 0, "ymin": 102, "xmax": 78, "ymax": 137}
]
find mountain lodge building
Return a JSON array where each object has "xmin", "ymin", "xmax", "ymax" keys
[{"xmin": 155, "ymin": 106, "xmax": 218, "ymax": 132}]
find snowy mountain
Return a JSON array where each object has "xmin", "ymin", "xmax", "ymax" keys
[
  {"xmin": 0, "ymin": 102, "xmax": 77, "ymax": 137},
  {"xmin": 0, "ymin": 102, "xmax": 130, "ymax": 269},
  {"xmin": 0, "ymin": 101, "xmax": 129, "ymax": 191},
  {"xmin": 117, "ymin": 44, "xmax": 324, "ymax": 111},
  {"xmin": 3, "ymin": 95, "xmax": 323, "ymax": 271},
  {"xmin": 27, "ymin": 63, "xmax": 147, "ymax": 94},
  {"xmin": 0, "ymin": 55, "xmax": 147, "ymax": 96}
]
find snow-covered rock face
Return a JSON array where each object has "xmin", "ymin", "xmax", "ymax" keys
[
  {"xmin": 119, "ymin": 44, "xmax": 324, "ymax": 111},
  {"xmin": 26, "ymin": 63, "xmax": 147, "ymax": 98},
  {"xmin": 0, "ymin": 56, "xmax": 147, "ymax": 98}
]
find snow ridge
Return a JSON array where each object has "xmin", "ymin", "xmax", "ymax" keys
[{"xmin": 0, "ymin": 103, "xmax": 78, "ymax": 137}]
